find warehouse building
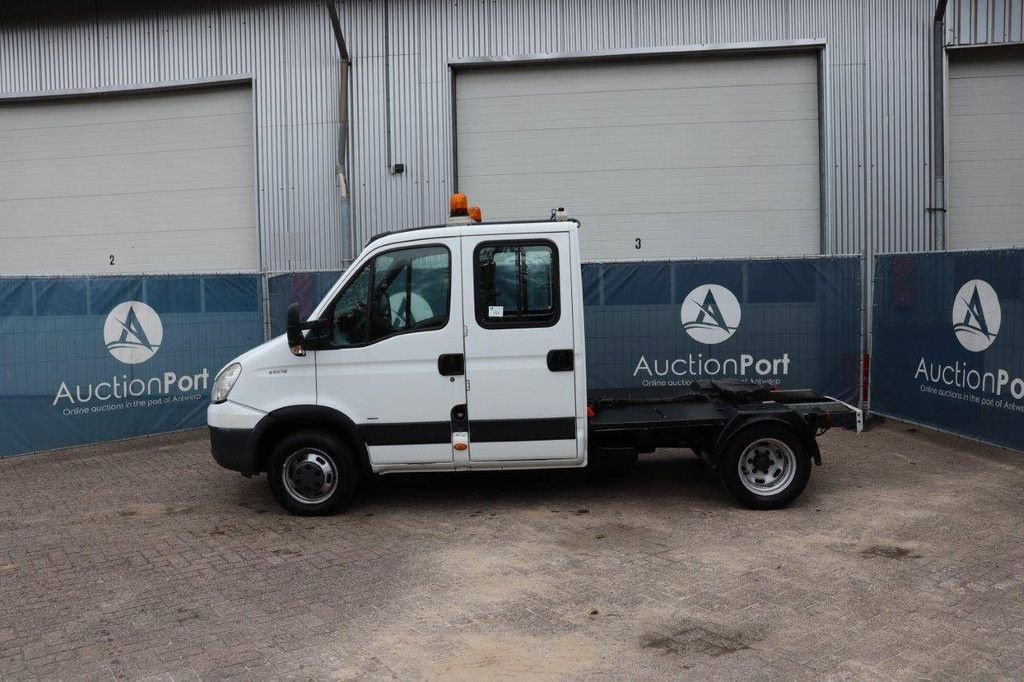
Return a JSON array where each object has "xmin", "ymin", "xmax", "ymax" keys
[{"xmin": 0, "ymin": 0, "xmax": 1021, "ymax": 274}]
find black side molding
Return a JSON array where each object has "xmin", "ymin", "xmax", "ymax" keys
[
  {"xmin": 470, "ymin": 417, "xmax": 576, "ymax": 442},
  {"xmin": 356, "ymin": 416, "xmax": 577, "ymax": 447},
  {"xmin": 359, "ymin": 421, "xmax": 451, "ymax": 446}
]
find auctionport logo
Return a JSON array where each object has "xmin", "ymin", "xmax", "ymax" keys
[
  {"xmin": 952, "ymin": 279, "xmax": 1000, "ymax": 352},
  {"xmin": 53, "ymin": 300, "xmax": 208, "ymax": 408},
  {"xmin": 104, "ymin": 301, "xmax": 163, "ymax": 364},
  {"xmin": 680, "ymin": 284, "xmax": 740, "ymax": 344},
  {"xmin": 634, "ymin": 283, "xmax": 790, "ymax": 385},
  {"xmin": 913, "ymin": 279, "xmax": 1024, "ymax": 408}
]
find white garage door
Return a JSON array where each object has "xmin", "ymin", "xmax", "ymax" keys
[
  {"xmin": 454, "ymin": 52, "xmax": 821, "ymax": 261},
  {"xmin": 948, "ymin": 48, "xmax": 1024, "ymax": 250},
  {"xmin": 0, "ymin": 84, "xmax": 258, "ymax": 274}
]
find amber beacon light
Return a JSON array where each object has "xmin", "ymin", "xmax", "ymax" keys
[{"xmin": 449, "ymin": 193, "xmax": 468, "ymax": 217}]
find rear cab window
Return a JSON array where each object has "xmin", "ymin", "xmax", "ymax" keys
[{"xmin": 474, "ymin": 240, "xmax": 559, "ymax": 328}]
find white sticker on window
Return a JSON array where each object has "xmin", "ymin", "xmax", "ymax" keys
[{"xmin": 488, "ymin": 305, "xmax": 504, "ymax": 318}]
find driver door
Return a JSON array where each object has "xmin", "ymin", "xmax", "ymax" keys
[{"xmin": 315, "ymin": 238, "xmax": 466, "ymax": 467}]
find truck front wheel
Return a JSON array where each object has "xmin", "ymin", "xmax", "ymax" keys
[
  {"xmin": 267, "ymin": 430, "xmax": 358, "ymax": 515},
  {"xmin": 718, "ymin": 425, "xmax": 811, "ymax": 510}
]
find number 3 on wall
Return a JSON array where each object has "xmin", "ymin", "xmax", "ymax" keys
[{"xmin": 634, "ymin": 238, "xmax": 642, "ymax": 250}]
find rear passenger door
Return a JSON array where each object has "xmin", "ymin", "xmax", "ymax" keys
[{"xmin": 461, "ymin": 233, "xmax": 580, "ymax": 462}]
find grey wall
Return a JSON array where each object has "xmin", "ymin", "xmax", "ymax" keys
[
  {"xmin": 338, "ymin": 0, "xmax": 1023, "ymax": 260},
  {"xmin": 1, "ymin": 0, "xmax": 1021, "ymax": 270},
  {"xmin": 0, "ymin": 0, "xmax": 348, "ymax": 273},
  {"xmin": 948, "ymin": 0, "xmax": 1024, "ymax": 45}
]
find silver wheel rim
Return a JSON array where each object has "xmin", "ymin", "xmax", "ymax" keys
[
  {"xmin": 281, "ymin": 448, "xmax": 338, "ymax": 504},
  {"xmin": 737, "ymin": 438, "xmax": 797, "ymax": 496}
]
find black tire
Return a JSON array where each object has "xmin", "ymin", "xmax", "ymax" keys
[
  {"xmin": 718, "ymin": 424, "xmax": 811, "ymax": 510},
  {"xmin": 266, "ymin": 430, "xmax": 358, "ymax": 515}
]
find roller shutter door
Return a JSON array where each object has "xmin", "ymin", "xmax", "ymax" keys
[
  {"xmin": 454, "ymin": 52, "xmax": 821, "ymax": 261},
  {"xmin": 0, "ymin": 84, "xmax": 258, "ymax": 274},
  {"xmin": 948, "ymin": 47, "xmax": 1024, "ymax": 250}
]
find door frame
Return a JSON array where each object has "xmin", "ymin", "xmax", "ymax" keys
[
  {"xmin": 459, "ymin": 229, "xmax": 583, "ymax": 465},
  {"xmin": 311, "ymin": 234, "xmax": 468, "ymax": 470}
]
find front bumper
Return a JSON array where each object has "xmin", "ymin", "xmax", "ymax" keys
[
  {"xmin": 210, "ymin": 426, "xmax": 257, "ymax": 475},
  {"xmin": 208, "ymin": 400, "xmax": 266, "ymax": 475}
]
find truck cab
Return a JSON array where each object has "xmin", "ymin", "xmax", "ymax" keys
[
  {"xmin": 209, "ymin": 213, "xmax": 860, "ymax": 515},
  {"xmin": 209, "ymin": 219, "xmax": 590, "ymax": 512}
]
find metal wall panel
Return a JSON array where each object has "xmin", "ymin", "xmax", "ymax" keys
[
  {"xmin": 0, "ymin": 85, "xmax": 260, "ymax": 274},
  {"xmin": 2, "ymin": 0, "xmax": 1022, "ymax": 268},
  {"xmin": 455, "ymin": 54, "xmax": 822, "ymax": 261},
  {"xmin": 947, "ymin": 47, "xmax": 1024, "ymax": 249},
  {"xmin": 337, "ymin": 0, "xmax": 1021, "ymax": 261},
  {"xmin": 949, "ymin": 0, "xmax": 1024, "ymax": 45},
  {"xmin": 0, "ymin": 1, "xmax": 348, "ymax": 273}
]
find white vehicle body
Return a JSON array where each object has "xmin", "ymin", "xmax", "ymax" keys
[{"xmin": 209, "ymin": 220, "xmax": 589, "ymax": 475}]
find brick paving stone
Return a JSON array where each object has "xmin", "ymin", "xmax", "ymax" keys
[{"xmin": 0, "ymin": 422, "xmax": 1023, "ymax": 679}]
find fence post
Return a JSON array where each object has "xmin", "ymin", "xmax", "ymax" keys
[{"xmin": 260, "ymin": 272, "xmax": 272, "ymax": 342}]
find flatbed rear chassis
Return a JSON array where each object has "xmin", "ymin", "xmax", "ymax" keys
[{"xmin": 586, "ymin": 381, "xmax": 861, "ymax": 467}]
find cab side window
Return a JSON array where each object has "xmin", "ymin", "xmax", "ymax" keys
[
  {"xmin": 475, "ymin": 241, "xmax": 559, "ymax": 328},
  {"xmin": 368, "ymin": 246, "xmax": 450, "ymax": 342},
  {"xmin": 328, "ymin": 245, "xmax": 450, "ymax": 348},
  {"xmin": 329, "ymin": 266, "xmax": 370, "ymax": 347}
]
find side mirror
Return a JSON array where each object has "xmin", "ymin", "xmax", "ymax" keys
[
  {"xmin": 287, "ymin": 303, "xmax": 331, "ymax": 356},
  {"xmin": 286, "ymin": 303, "xmax": 305, "ymax": 356}
]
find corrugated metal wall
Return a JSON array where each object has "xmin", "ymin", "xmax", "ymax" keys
[
  {"xmin": 0, "ymin": 1, "xmax": 348, "ymax": 272},
  {"xmin": 338, "ymin": 0, "xmax": 1022, "ymax": 259},
  {"xmin": 948, "ymin": 0, "xmax": 1024, "ymax": 44},
  {"xmin": 1, "ymin": 0, "xmax": 1021, "ymax": 268}
]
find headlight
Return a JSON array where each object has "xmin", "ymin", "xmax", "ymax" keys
[{"xmin": 211, "ymin": 363, "xmax": 242, "ymax": 404}]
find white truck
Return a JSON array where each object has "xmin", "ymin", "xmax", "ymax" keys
[{"xmin": 208, "ymin": 207, "xmax": 860, "ymax": 515}]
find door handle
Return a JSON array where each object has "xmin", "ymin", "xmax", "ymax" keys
[
  {"xmin": 546, "ymin": 349, "xmax": 574, "ymax": 372},
  {"xmin": 438, "ymin": 353, "xmax": 465, "ymax": 376}
]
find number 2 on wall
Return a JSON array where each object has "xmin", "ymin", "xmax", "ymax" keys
[{"xmin": 109, "ymin": 255, "xmax": 115, "ymax": 265}]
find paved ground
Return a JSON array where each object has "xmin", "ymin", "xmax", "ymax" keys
[{"xmin": 1, "ymin": 422, "xmax": 1023, "ymax": 680}]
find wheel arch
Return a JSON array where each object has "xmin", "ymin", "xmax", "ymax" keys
[
  {"xmin": 711, "ymin": 413, "xmax": 821, "ymax": 469},
  {"xmin": 251, "ymin": 405, "xmax": 371, "ymax": 476}
]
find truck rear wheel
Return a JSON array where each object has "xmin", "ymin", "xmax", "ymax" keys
[
  {"xmin": 267, "ymin": 430, "xmax": 358, "ymax": 515},
  {"xmin": 718, "ymin": 424, "xmax": 811, "ymax": 509}
]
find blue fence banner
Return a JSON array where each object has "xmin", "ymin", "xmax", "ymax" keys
[
  {"xmin": 267, "ymin": 270, "xmax": 345, "ymax": 339},
  {"xmin": 1, "ymin": 257, "xmax": 862, "ymax": 457},
  {"xmin": 872, "ymin": 249, "xmax": 1024, "ymax": 451},
  {"xmin": 582, "ymin": 257, "xmax": 863, "ymax": 401},
  {"xmin": 0, "ymin": 275, "xmax": 264, "ymax": 457}
]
